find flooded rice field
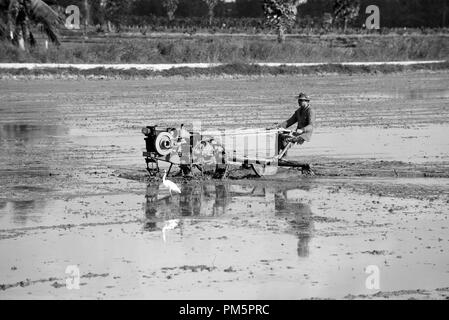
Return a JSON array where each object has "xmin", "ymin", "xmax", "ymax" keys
[{"xmin": 0, "ymin": 71, "xmax": 448, "ymax": 299}]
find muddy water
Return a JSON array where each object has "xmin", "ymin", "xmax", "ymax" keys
[
  {"xmin": 0, "ymin": 178, "xmax": 448, "ymax": 299},
  {"xmin": 0, "ymin": 72, "xmax": 448, "ymax": 299}
]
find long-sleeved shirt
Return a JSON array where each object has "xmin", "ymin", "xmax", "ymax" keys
[{"xmin": 280, "ymin": 105, "xmax": 316, "ymax": 142}]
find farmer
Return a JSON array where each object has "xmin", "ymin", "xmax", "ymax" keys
[{"xmin": 271, "ymin": 92, "xmax": 316, "ymax": 173}]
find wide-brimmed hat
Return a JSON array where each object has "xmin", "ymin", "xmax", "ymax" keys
[{"xmin": 297, "ymin": 93, "xmax": 310, "ymax": 101}]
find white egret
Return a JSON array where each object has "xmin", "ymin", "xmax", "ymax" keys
[
  {"xmin": 179, "ymin": 124, "xmax": 190, "ymax": 140},
  {"xmin": 162, "ymin": 169, "xmax": 181, "ymax": 196}
]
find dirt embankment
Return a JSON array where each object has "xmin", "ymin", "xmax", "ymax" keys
[{"xmin": 0, "ymin": 61, "xmax": 448, "ymax": 79}]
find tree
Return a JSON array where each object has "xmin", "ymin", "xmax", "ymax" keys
[
  {"xmin": 235, "ymin": 0, "xmax": 264, "ymax": 17},
  {"xmin": 90, "ymin": 0, "xmax": 105, "ymax": 26},
  {"xmin": 162, "ymin": 0, "xmax": 178, "ymax": 21},
  {"xmin": 443, "ymin": 0, "xmax": 448, "ymax": 27},
  {"xmin": 0, "ymin": 0, "xmax": 62, "ymax": 50},
  {"xmin": 263, "ymin": 0, "xmax": 307, "ymax": 43},
  {"xmin": 333, "ymin": 0, "xmax": 359, "ymax": 31},
  {"xmin": 202, "ymin": 0, "xmax": 218, "ymax": 25},
  {"xmin": 176, "ymin": 0, "xmax": 207, "ymax": 18},
  {"xmin": 322, "ymin": 12, "xmax": 332, "ymax": 30},
  {"xmin": 104, "ymin": 0, "xmax": 130, "ymax": 32}
]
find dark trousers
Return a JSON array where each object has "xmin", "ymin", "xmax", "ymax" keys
[{"xmin": 278, "ymin": 133, "xmax": 305, "ymax": 159}]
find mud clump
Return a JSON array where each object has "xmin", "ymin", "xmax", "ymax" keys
[{"xmin": 179, "ymin": 265, "xmax": 217, "ymax": 272}]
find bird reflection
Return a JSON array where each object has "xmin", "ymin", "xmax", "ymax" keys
[{"xmin": 162, "ymin": 219, "xmax": 182, "ymax": 242}]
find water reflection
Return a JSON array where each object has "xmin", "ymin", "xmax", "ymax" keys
[
  {"xmin": 0, "ymin": 199, "xmax": 44, "ymax": 225},
  {"xmin": 0, "ymin": 124, "xmax": 66, "ymax": 146},
  {"xmin": 360, "ymin": 88, "xmax": 449, "ymax": 101},
  {"xmin": 144, "ymin": 182, "xmax": 314, "ymax": 257},
  {"xmin": 274, "ymin": 190, "xmax": 313, "ymax": 257},
  {"xmin": 407, "ymin": 88, "xmax": 449, "ymax": 100},
  {"xmin": 0, "ymin": 124, "xmax": 68, "ymax": 173},
  {"xmin": 144, "ymin": 183, "xmax": 231, "ymax": 225}
]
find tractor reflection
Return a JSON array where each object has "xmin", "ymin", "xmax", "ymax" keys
[{"xmin": 143, "ymin": 183, "xmax": 314, "ymax": 257}]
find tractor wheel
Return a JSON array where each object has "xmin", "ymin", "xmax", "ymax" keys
[{"xmin": 214, "ymin": 164, "xmax": 229, "ymax": 180}]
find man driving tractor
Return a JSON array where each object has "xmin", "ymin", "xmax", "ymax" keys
[{"xmin": 271, "ymin": 92, "xmax": 316, "ymax": 173}]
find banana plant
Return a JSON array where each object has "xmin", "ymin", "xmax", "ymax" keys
[{"xmin": 0, "ymin": 0, "xmax": 62, "ymax": 50}]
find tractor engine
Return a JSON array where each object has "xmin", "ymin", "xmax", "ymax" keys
[{"xmin": 141, "ymin": 126, "xmax": 176, "ymax": 157}]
